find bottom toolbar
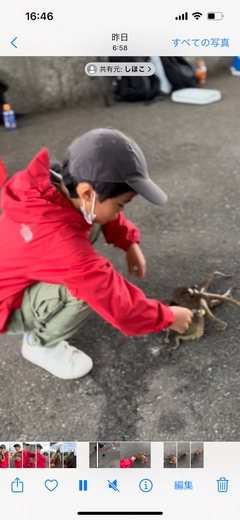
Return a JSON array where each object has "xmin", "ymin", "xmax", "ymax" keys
[{"xmin": 1, "ymin": 443, "xmax": 237, "ymax": 519}]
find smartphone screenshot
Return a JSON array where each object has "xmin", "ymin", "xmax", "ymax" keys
[{"xmin": 0, "ymin": 1, "xmax": 239, "ymax": 518}]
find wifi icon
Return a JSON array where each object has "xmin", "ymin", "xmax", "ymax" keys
[{"xmin": 192, "ymin": 11, "xmax": 203, "ymax": 19}]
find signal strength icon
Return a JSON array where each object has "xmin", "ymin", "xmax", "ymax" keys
[
  {"xmin": 175, "ymin": 12, "xmax": 188, "ymax": 20},
  {"xmin": 192, "ymin": 12, "xmax": 203, "ymax": 19}
]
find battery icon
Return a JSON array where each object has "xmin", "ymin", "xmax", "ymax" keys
[{"xmin": 207, "ymin": 12, "xmax": 224, "ymax": 20}]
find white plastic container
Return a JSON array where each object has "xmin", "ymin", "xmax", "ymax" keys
[{"xmin": 171, "ymin": 88, "xmax": 221, "ymax": 105}]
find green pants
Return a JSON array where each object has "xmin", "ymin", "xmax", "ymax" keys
[{"xmin": 6, "ymin": 224, "xmax": 102, "ymax": 348}]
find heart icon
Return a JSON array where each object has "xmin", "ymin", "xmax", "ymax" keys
[{"xmin": 44, "ymin": 479, "xmax": 58, "ymax": 492}]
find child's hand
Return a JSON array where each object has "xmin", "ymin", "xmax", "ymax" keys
[
  {"xmin": 126, "ymin": 243, "xmax": 146, "ymax": 280},
  {"xmin": 168, "ymin": 306, "xmax": 193, "ymax": 334}
]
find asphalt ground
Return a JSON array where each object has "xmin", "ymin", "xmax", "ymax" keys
[
  {"xmin": 164, "ymin": 442, "xmax": 177, "ymax": 468},
  {"xmin": 177, "ymin": 442, "xmax": 191, "ymax": 468},
  {"xmin": 190, "ymin": 442, "xmax": 204, "ymax": 468},
  {"xmin": 97, "ymin": 442, "xmax": 120, "ymax": 468}
]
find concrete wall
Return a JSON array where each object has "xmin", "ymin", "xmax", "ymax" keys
[
  {"xmin": 0, "ymin": 56, "xmax": 232, "ymax": 114},
  {"xmin": 0, "ymin": 57, "xmax": 106, "ymax": 113},
  {"xmin": 187, "ymin": 56, "xmax": 231, "ymax": 73}
]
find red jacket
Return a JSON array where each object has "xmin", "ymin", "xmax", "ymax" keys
[
  {"xmin": 0, "ymin": 452, "xmax": 9, "ymax": 468},
  {"xmin": 36, "ymin": 452, "xmax": 47, "ymax": 468},
  {"xmin": 120, "ymin": 458, "xmax": 135, "ymax": 468},
  {"xmin": 23, "ymin": 451, "xmax": 35, "ymax": 468},
  {"xmin": 0, "ymin": 149, "xmax": 174, "ymax": 335}
]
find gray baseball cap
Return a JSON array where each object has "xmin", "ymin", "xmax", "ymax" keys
[{"xmin": 66, "ymin": 128, "xmax": 167, "ymax": 205}]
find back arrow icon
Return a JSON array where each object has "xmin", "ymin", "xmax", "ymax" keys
[{"xmin": 11, "ymin": 37, "xmax": 17, "ymax": 49}]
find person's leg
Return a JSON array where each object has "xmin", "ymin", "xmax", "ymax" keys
[
  {"xmin": 7, "ymin": 223, "xmax": 101, "ymax": 341},
  {"xmin": 6, "ymin": 224, "xmax": 102, "ymax": 378},
  {"xmin": 7, "ymin": 282, "xmax": 92, "ymax": 348},
  {"xmin": 7, "ymin": 282, "xmax": 93, "ymax": 379}
]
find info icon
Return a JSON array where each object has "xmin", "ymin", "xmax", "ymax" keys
[{"xmin": 139, "ymin": 478, "xmax": 153, "ymax": 492}]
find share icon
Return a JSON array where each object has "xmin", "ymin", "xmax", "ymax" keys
[{"xmin": 107, "ymin": 479, "xmax": 120, "ymax": 492}]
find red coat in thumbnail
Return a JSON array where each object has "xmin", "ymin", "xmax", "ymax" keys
[
  {"xmin": 22, "ymin": 446, "xmax": 35, "ymax": 468},
  {"xmin": 36, "ymin": 452, "xmax": 47, "ymax": 468},
  {"xmin": 0, "ymin": 447, "xmax": 9, "ymax": 468},
  {"xmin": 120, "ymin": 456, "xmax": 136, "ymax": 468}
]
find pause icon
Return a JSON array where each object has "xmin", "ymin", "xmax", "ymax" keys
[{"xmin": 79, "ymin": 480, "xmax": 88, "ymax": 491}]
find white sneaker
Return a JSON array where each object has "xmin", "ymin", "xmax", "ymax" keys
[{"xmin": 21, "ymin": 334, "xmax": 93, "ymax": 379}]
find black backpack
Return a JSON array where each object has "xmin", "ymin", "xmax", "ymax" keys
[
  {"xmin": 108, "ymin": 57, "xmax": 161, "ymax": 103},
  {"xmin": 160, "ymin": 57, "xmax": 196, "ymax": 91}
]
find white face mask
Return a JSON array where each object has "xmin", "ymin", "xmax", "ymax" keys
[{"xmin": 80, "ymin": 191, "xmax": 96, "ymax": 225}]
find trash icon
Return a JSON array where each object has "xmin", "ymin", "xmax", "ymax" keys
[{"xmin": 216, "ymin": 477, "xmax": 229, "ymax": 493}]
